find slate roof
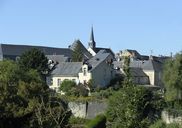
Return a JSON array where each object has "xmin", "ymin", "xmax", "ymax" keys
[
  {"xmin": 113, "ymin": 58, "xmax": 163, "ymax": 73},
  {"xmin": 69, "ymin": 40, "xmax": 92, "ymax": 59},
  {"xmin": 93, "ymin": 47, "xmax": 115, "ymax": 58},
  {"xmin": 51, "ymin": 62, "xmax": 82, "ymax": 76},
  {"xmin": 130, "ymin": 67, "xmax": 148, "ymax": 77},
  {"xmin": 0, "ymin": 44, "xmax": 3, "ymax": 60},
  {"xmin": 46, "ymin": 55, "xmax": 69, "ymax": 63},
  {"xmin": 0, "ymin": 43, "xmax": 72, "ymax": 60},
  {"xmin": 130, "ymin": 59, "xmax": 163, "ymax": 71},
  {"xmin": 88, "ymin": 50, "xmax": 111, "ymax": 71}
]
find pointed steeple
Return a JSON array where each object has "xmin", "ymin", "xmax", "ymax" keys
[{"xmin": 88, "ymin": 26, "xmax": 96, "ymax": 49}]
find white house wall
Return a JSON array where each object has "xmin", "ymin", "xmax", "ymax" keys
[
  {"xmin": 143, "ymin": 70, "xmax": 155, "ymax": 85},
  {"xmin": 79, "ymin": 64, "xmax": 92, "ymax": 84},
  {"xmin": 50, "ymin": 76, "xmax": 79, "ymax": 91}
]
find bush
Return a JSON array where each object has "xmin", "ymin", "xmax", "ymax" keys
[
  {"xmin": 59, "ymin": 80, "xmax": 76, "ymax": 92},
  {"xmin": 166, "ymin": 123, "xmax": 182, "ymax": 128},
  {"xmin": 85, "ymin": 114, "xmax": 106, "ymax": 128},
  {"xmin": 76, "ymin": 84, "xmax": 89, "ymax": 97},
  {"xmin": 68, "ymin": 116, "xmax": 88, "ymax": 125},
  {"xmin": 92, "ymin": 88, "xmax": 114, "ymax": 99},
  {"xmin": 149, "ymin": 120, "xmax": 166, "ymax": 128}
]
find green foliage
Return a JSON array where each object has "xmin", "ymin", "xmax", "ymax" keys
[
  {"xmin": 123, "ymin": 57, "xmax": 133, "ymax": 87},
  {"xmin": 59, "ymin": 80, "xmax": 76, "ymax": 92},
  {"xmin": 166, "ymin": 123, "xmax": 182, "ymax": 128},
  {"xmin": 18, "ymin": 48, "xmax": 49, "ymax": 75},
  {"xmin": 72, "ymin": 40, "xmax": 83, "ymax": 62},
  {"xmin": 85, "ymin": 114, "xmax": 106, "ymax": 128},
  {"xmin": 91, "ymin": 87, "xmax": 114, "ymax": 99},
  {"xmin": 25, "ymin": 96, "xmax": 70, "ymax": 128},
  {"xmin": 88, "ymin": 79, "xmax": 94, "ymax": 91},
  {"xmin": 149, "ymin": 120, "xmax": 166, "ymax": 128},
  {"xmin": 163, "ymin": 52, "xmax": 182, "ymax": 109},
  {"xmin": 0, "ymin": 60, "xmax": 20, "ymax": 85},
  {"xmin": 60, "ymin": 80, "xmax": 89, "ymax": 97},
  {"xmin": 109, "ymin": 75, "xmax": 124, "ymax": 90},
  {"xmin": 106, "ymin": 86, "xmax": 164, "ymax": 128},
  {"xmin": 0, "ymin": 60, "xmax": 70, "ymax": 127},
  {"xmin": 68, "ymin": 116, "xmax": 89, "ymax": 127}
]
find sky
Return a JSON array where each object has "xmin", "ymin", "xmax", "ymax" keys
[{"xmin": 0, "ymin": 0, "xmax": 182, "ymax": 56}]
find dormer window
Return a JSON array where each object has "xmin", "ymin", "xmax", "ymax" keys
[{"xmin": 83, "ymin": 67, "xmax": 87, "ymax": 76}]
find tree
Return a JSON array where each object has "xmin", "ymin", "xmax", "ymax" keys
[
  {"xmin": 72, "ymin": 40, "xmax": 83, "ymax": 62},
  {"xmin": 59, "ymin": 80, "xmax": 76, "ymax": 93},
  {"xmin": 106, "ymin": 86, "xmax": 164, "ymax": 128},
  {"xmin": 18, "ymin": 48, "xmax": 49, "ymax": 75},
  {"xmin": 0, "ymin": 60, "xmax": 70, "ymax": 127},
  {"xmin": 162, "ymin": 52, "xmax": 182, "ymax": 109},
  {"xmin": 26, "ymin": 97, "xmax": 70, "ymax": 128},
  {"xmin": 0, "ymin": 60, "xmax": 48, "ymax": 126},
  {"xmin": 123, "ymin": 57, "xmax": 133, "ymax": 87}
]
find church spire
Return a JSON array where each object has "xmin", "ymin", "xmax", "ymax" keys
[{"xmin": 88, "ymin": 26, "xmax": 96, "ymax": 49}]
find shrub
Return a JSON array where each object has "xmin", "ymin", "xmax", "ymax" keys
[
  {"xmin": 85, "ymin": 114, "xmax": 106, "ymax": 128},
  {"xmin": 76, "ymin": 84, "xmax": 89, "ymax": 97},
  {"xmin": 59, "ymin": 80, "xmax": 76, "ymax": 92},
  {"xmin": 149, "ymin": 120, "xmax": 166, "ymax": 128},
  {"xmin": 166, "ymin": 123, "xmax": 182, "ymax": 128},
  {"xmin": 68, "ymin": 116, "xmax": 89, "ymax": 125}
]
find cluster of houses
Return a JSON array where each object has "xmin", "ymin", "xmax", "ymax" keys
[{"xmin": 0, "ymin": 27, "xmax": 170, "ymax": 92}]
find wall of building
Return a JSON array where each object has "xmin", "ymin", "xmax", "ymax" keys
[
  {"xmin": 79, "ymin": 64, "xmax": 92, "ymax": 84},
  {"xmin": 0, "ymin": 45, "xmax": 3, "ymax": 61},
  {"xmin": 91, "ymin": 61, "xmax": 114, "ymax": 88},
  {"xmin": 162, "ymin": 111, "xmax": 182, "ymax": 124},
  {"xmin": 132, "ymin": 76, "xmax": 149, "ymax": 85},
  {"xmin": 143, "ymin": 70, "xmax": 155, "ymax": 85},
  {"xmin": 50, "ymin": 76, "xmax": 79, "ymax": 91},
  {"xmin": 154, "ymin": 71, "xmax": 163, "ymax": 87}
]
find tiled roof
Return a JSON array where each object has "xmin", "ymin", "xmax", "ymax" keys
[{"xmin": 51, "ymin": 62, "xmax": 82, "ymax": 76}]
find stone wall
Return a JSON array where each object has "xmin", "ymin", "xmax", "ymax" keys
[
  {"xmin": 68, "ymin": 101, "xmax": 107, "ymax": 119},
  {"xmin": 162, "ymin": 110, "xmax": 182, "ymax": 124}
]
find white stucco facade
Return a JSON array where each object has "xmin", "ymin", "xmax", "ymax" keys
[{"xmin": 49, "ymin": 76, "xmax": 79, "ymax": 92}]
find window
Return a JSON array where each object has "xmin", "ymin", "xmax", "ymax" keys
[
  {"xmin": 83, "ymin": 68, "xmax": 87, "ymax": 76},
  {"xmin": 57, "ymin": 79, "xmax": 62, "ymax": 86},
  {"xmin": 72, "ymin": 79, "xmax": 76, "ymax": 82}
]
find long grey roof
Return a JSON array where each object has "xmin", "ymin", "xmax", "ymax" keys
[
  {"xmin": 113, "ymin": 59, "xmax": 163, "ymax": 72},
  {"xmin": 130, "ymin": 60, "xmax": 162, "ymax": 71},
  {"xmin": 0, "ymin": 43, "xmax": 72, "ymax": 60},
  {"xmin": 51, "ymin": 62, "xmax": 82, "ymax": 76}
]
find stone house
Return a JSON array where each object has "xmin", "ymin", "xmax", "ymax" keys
[
  {"xmin": 114, "ymin": 58, "xmax": 164, "ymax": 87},
  {"xmin": 48, "ymin": 50, "xmax": 115, "ymax": 91}
]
